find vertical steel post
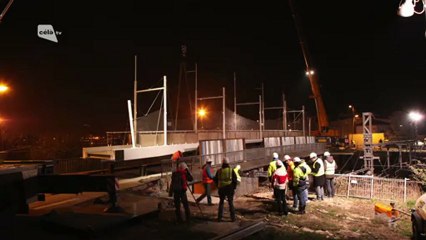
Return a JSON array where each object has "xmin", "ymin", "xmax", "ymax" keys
[
  {"xmin": 222, "ymin": 87, "xmax": 226, "ymax": 139},
  {"xmin": 133, "ymin": 55, "xmax": 138, "ymax": 145},
  {"xmin": 302, "ymin": 105, "xmax": 306, "ymax": 137},
  {"xmin": 163, "ymin": 76, "xmax": 167, "ymax": 146},
  {"xmin": 234, "ymin": 72, "xmax": 237, "ymax": 131},
  {"xmin": 127, "ymin": 100, "xmax": 136, "ymax": 148},
  {"xmin": 259, "ymin": 95, "xmax": 262, "ymax": 139},
  {"xmin": 194, "ymin": 63, "xmax": 198, "ymax": 133}
]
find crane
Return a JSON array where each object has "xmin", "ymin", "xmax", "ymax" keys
[
  {"xmin": 0, "ymin": 0, "xmax": 15, "ymax": 24},
  {"xmin": 288, "ymin": 0, "xmax": 329, "ymax": 134}
]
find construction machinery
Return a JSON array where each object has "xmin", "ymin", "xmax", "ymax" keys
[{"xmin": 288, "ymin": 0, "xmax": 330, "ymax": 135}]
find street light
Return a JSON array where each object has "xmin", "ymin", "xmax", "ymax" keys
[
  {"xmin": 305, "ymin": 70, "xmax": 315, "ymax": 76},
  {"xmin": 0, "ymin": 84, "xmax": 9, "ymax": 93},
  {"xmin": 348, "ymin": 105, "xmax": 357, "ymax": 134},
  {"xmin": 197, "ymin": 107, "xmax": 207, "ymax": 129},
  {"xmin": 398, "ymin": 0, "xmax": 424, "ymax": 17},
  {"xmin": 408, "ymin": 111, "xmax": 423, "ymax": 143}
]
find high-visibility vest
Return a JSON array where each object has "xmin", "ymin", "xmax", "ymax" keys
[
  {"xmin": 312, "ymin": 158, "xmax": 325, "ymax": 177},
  {"xmin": 325, "ymin": 160, "xmax": 336, "ymax": 175},
  {"xmin": 268, "ymin": 160, "xmax": 278, "ymax": 177},
  {"xmin": 218, "ymin": 167, "xmax": 232, "ymax": 188},
  {"xmin": 234, "ymin": 168, "xmax": 241, "ymax": 182},
  {"xmin": 202, "ymin": 165, "xmax": 213, "ymax": 184}
]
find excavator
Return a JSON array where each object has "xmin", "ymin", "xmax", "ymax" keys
[{"xmin": 288, "ymin": 0, "xmax": 338, "ymax": 138}]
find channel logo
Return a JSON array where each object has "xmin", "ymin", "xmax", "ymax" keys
[{"xmin": 37, "ymin": 24, "xmax": 61, "ymax": 43}]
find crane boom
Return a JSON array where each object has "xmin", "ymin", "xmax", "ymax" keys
[{"xmin": 288, "ymin": 0, "xmax": 329, "ymax": 133}]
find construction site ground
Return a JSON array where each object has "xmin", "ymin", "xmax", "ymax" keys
[{"xmin": 10, "ymin": 178, "xmax": 414, "ymax": 240}]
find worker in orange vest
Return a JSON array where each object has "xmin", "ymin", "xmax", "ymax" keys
[{"xmin": 196, "ymin": 158, "xmax": 215, "ymax": 205}]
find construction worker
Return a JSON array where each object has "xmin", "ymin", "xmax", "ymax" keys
[
  {"xmin": 214, "ymin": 157, "xmax": 238, "ymax": 222},
  {"xmin": 324, "ymin": 151, "xmax": 337, "ymax": 198},
  {"xmin": 310, "ymin": 152, "xmax": 325, "ymax": 201},
  {"xmin": 171, "ymin": 150, "xmax": 183, "ymax": 171},
  {"xmin": 293, "ymin": 157, "xmax": 311, "ymax": 214},
  {"xmin": 268, "ymin": 152, "xmax": 280, "ymax": 182},
  {"xmin": 169, "ymin": 162, "xmax": 193, "ymax": 223},
  {"xmin": 196, "ymin": 158, "xmax": 214, "ymax": 205},
  {"xmin": 234, "ymin": 165, "xmax": 242, "ymax": 183},
  {"xmin": 268, "ymin": 152, "xmax": 280, "ymax": 199},
  {"xmin": 284, "ymin": 154, "xmax": 298, "ymax": 210},
  {"xmin": 272, "ymin": 160, "xmax": 289, "ymax": 216}
]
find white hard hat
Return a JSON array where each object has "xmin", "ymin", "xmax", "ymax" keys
[
  {"xmin": 284, "ymin": 155, "xmax": 291, "ymax": 161},
  {"xmin": 276, "ymin": 160, "xmax": 283, "ymax": 167},
  {"xmin": 206, "ymin": 157, "xmax": 212, "ymax": 163},
  {"xmin": 222, "ymin": 157, "xmax": 230, "ymax": 164},
  {"xmin": 273, "ymin": 152, "xmax": 279, "ymax": 159},
  {"xmin": 235, "ymin": 164, "xmax": 241, "ymax": 170},
  {"xmin": 324, "ymin": 151, "xmax": 331, "ymax": 157},
  {"xmin": 178, "ymin": 162, "xmax": 188, "ymax": 170},
  {"xmin": 293, "ymin": 157, "xmax": 301, "ymax": 163},
  {"xmin": 309, "ymin": 152, "xmax": 317, "ymax": 159}
]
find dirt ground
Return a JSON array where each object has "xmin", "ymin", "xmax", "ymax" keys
[{"xmin": 9, "ymin": 183, "xmax": 414, "ymax": 240}]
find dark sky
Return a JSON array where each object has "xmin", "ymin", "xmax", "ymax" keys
[{"xmin": 0, "ymin": 0, "xmax": 425, "ymax": 136}]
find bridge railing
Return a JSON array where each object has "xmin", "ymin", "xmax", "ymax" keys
[{"xmin": 160, "ymin": 143, "xmax": 325, "ymax": 183}]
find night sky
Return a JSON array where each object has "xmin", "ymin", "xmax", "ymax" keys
[{"xmin": 0, "ymin": 0, "xmax": 425, "ymax": 136}]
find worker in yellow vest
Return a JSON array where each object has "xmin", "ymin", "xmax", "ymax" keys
[
  {"xmin": 214, "ymin": 157, "xmax": 238, "ymax": 222},
  {"xmin": 268, "ymin": 152, "xmax": 280, "ymax": 182},
  {"xmin": 292, "ymin": 157, "xmax": 311, "ymax": 214},
  {"xmin": 310, "ymin": 152, "xmax": 325, "ymax": 201}
]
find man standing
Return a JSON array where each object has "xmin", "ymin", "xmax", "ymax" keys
[
  {"xmin": 272, "ymin": 160, "xmax": 288, "ymax": 216},
  {"xmin": 324, "ymin": 151, "xmax": 337, "ymax": 198},
  {"xmin": 284, "ymin": 154, "xmax": 298, "ymax": 210},
  {"xmin": 268, "ymin": 152, "xmax": 280, "ymax": 182},
  {"xmin": 214, "ymin": 157, "xmax": 238, "ymax": 222},
  {"xmin": 169, "ymin": 162, "xmax": 193, "ymax": 223},
  {"xmin": 196, "ymin": 158, "xmax": 214, "ymax": 205},
  {"xmin": 310, "ymin": 152, "xmax": 325, "ymax": 201},
  {"xmin": 293, "ymin": 157, "xmax": 310, "ymax": 214}
]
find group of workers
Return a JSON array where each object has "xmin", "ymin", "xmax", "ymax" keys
[
  {"xmin": 169, "ymin": 150, "xmax": 337, "ymax": 223},
  {"xmin": 267, "ymin": 151, "xmax": 337, "ymax": 215}
]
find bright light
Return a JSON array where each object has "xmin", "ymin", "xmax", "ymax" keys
[
  {"xmin": 348, "ymin": 105, "xmax": 353, "ymax": 109},
  {"xmin": 398, "ymin": 0, "xmax": 415, "ymax": 17},
  {"xmin": 197, "ymin": 108, "xmax": 207, "ymax": 118},
  {"xmin": 409, "ymin": 111, "xmax": 423, "ymax": 122},
  {"xmin": 0, "ymin": 84, "xmax": 9, "ymax": 93},
  {"xmin": 354, "ymin": 114, "xmax": 359, "ymax": 118},
  {"xmin": 305, "ymin": 70, "xmax": 315, "ymax": 76}
]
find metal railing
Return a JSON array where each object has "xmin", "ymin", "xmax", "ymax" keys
[
  {"xmin": 161, "ymin": 143, "xmax": 325, "ymax": 182},
  {"xmin": 334, "ymin": 173, "xmax": 422, "ymax": 203}
]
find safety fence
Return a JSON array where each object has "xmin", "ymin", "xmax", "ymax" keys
[{"xmin": 334, "ymin": 173, "xmax": 423, "ymax": 203}]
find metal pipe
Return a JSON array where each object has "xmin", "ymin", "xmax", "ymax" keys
[
  {"xmin": 195, "ymin": 63, "xmax": 198, "ymax": 133},
  {"xmin": 261, "ymin": 83, "xmax": 265, "ymax": 131},
  {"xmin": 259, "ymin": 95, "xmax": 262, "ymax": 139},
  {"xmin": 133, "ymin": 55, "xmax": 138, "ymax": 145},
  {"xmin": 222, "ymin": 87, "xmax": 226, "ymax": 139},
  {"xmin": 283, "ymin": 93, "xmax": 287, "ymax": 134},
  {"xmin": 127, "ymin": 100, "xmax": 136, "ymax": 148},
  {"xmin": 234, "ymin": 72, "xmax": 237, "ymax": 131},
  {"xmin": 163, "ymin": 76, "xmax": 167, "ymax": 146},
  {"xmin": 302, "ymin": 105, "xmax": 306, "ymax": 137}
]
